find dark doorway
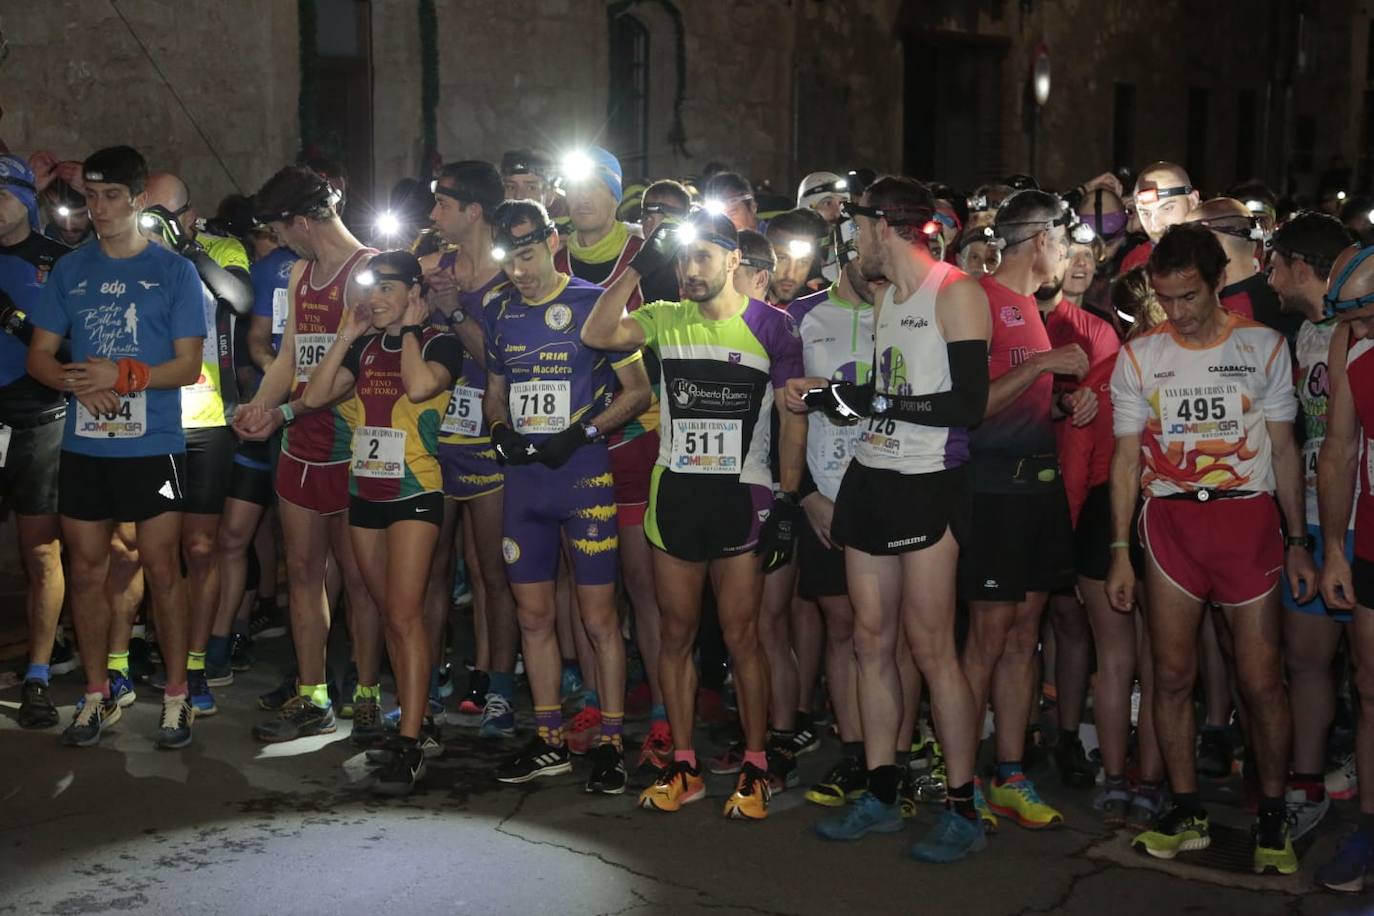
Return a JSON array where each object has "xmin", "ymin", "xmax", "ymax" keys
[
  {"xmin": 608, "ymin": 13, "xmax": 650, "ymax": 179},
  {"xmin": 903, "ymin": 34, "xmax": 1007, "ymax": 188},
  {"xmin": 312, "ymin": 0, "xmax": 373, "ymax": 230}
]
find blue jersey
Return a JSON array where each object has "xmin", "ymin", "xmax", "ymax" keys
[
  {"xmin": 0, "ymin": 231, "xmax": 70, "ymax": 419},
  {"xmin": 250, "ymin": 246, "xmax": 297, "ymax": 352},
  {"xmin": 485, "ymin": 275, "xmax": 640, "ymax": 441},
  {"xmin": 31, "ymin": 242, "xmax": 206, "ymax": 457}
]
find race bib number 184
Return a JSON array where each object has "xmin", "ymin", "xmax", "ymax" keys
[{"xmin": 76, "ymin": 392, "xmax": 147, "ymax": 439}]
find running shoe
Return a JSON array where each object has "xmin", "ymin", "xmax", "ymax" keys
[
  {"xmin": 350, "ymin": 698, "xmax": 385, "ymax": 749},
  {"xmin": 560, "ymin": 665, "xmax": 584, "ymax": 703},
  {"xmin": 625, "ymin": 681, "xmax": 652, "ymax": 721},
  {"xmin": 436, "ymin": 661, "xmax": 455, "ymax": 700},
  {"xmin": 786, "ymin": 723, "xmax": 821, "ymax": 756},
  {"xmin": 985, "ymin": 774, "xmax": 1064, "ymax": 829},
  {"xmin": 228, "ymin": 633, "xmax": 254, "ymax": 672},
  {"xmin": 974, "ymin": 778, "xmax": 999, "ymax": 833},
  {"xmin": 1125, "ymin": 783, "xmax": 1167, "ymax": 833},
  {"xmin": 723, "ymin": 762, "xmax": 772, "ymax": 820},
  {"xmin": 766, "ymin": 745, "xmax": 799, "ymax": 793},
  {"xmin": 109, "ymin": 669, "xmax": 137, "ymax": 707},
  {"xmin": 367, "ymin": 721, "xmax": 443, "ymax": 764},
  {"xmin": 1327, "ymin": 751, "xmax": 1358, "ymax": 801},
  {"xmin": 914, "ymin": 746, "xmax": 948, "ymax": 804},
  {"xmin": 373, "ymin": 738, "xmax": 426, "ymax": 797},
  {"xmin": 637, "ymin": 720, "xmax": 673, "ymax": 775},
  {"xmin": 62, "ymin": 693, "xmax": 120, "ymax": 747},
  {"xmin": 257, "ymin": 671, "xmax": 297, "ymax": 711},
  {"xmin": 1132, "ymin": 805, "xmax": 1210, "ymax": 859},
  {"xmin": 249, "ymin": 601, "xmax": 287, "ymax": 640},
  {"xmin": 815, "ymin": 791, "xmax": 904, "ymax": 840},
  {"xmin": 586, "ymin": 743, "xmax": 628, "ymax": 795},
  {"xmin": 204, "ymin": 658, "xmax": 234, "ymax": 688},
  {"xmin": 18, "ymin": 679, "xmax": 59, "ymax": 729},
  {"xmin": 1094, "ymin": 780, "xmax": 1132, "ymax": 828},
  {"xmin": 455, "ymin": 669, "xmax": 489, "ymax": 723},
  {"xmin": 910, "ymin": 809, "xmax": 987, "ymax": 863},
  {"xmin": 1196, "ymin": 727, "xmax": 1233, "ymax": 779},
  {"xmin": 638, "ymin": 760, "xmax": 706, "ymax": 812},
  {"xmin": 188, "ymin": 670, "xmax": 217, "ymax": 717},
  {"xmin": 253, "ymin": 695, "xmax": 336, "ymax": 743},
  {"xmin": 708, "ymin": 742, "xmax": 744, "ymax": 775},
  {"xmin": 49, "ymin": 634, "xmax": 80, "ymax": 676},
  {"xmin": 1285, "ymin": 784, "xmax": 1330, "ymax": 842},
  {"xmin": 565, "ymin": 706, "xmax": 603, "ymax": 755},
  {"xmin": 805, "ymin": 756, "xmax": 867, "ymax": 807},
  {"xmin": 479, "ymin": 693, "xmax": 516, "ymax": 738},
  {"xmin": 337, "ymin": 667, "xmax": 359, "ymax": 719},
  {"xmin": 1316, "ymin": 829, "xmax": 1374, "ymax": 893},
  {"xmin": 495, "ymin": 737, "xmax": 572, "ymax": 783},
  {"xmin": 1053, "ymin": 735, "xmax": 1097, "ymax": 789},
  {"xmin": 154, "ymin": 695, "xmax": 195, "ymax": 749},
  {"xmin": 1253, "ymin": 812, "xmax": 1298, "ymax": 875}
]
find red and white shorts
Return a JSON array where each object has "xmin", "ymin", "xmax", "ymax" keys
[
  {"xmin": 276, "ymin": 452, "xmax": 349, "ymax": 516},
  {"xmin": 1139, "ymin": 494, "xmax": 1283, "ymax": 606}
]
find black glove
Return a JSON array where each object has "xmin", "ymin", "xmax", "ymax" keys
[
  {"xmin": 491, "ymin": 422, "xmax": 539, "ymax": 466},
  {"xmin": 629, "ymin": 222, "xmax": 683, "ymax": 278},
  {"xmin": 803, "ymin": 381, "xmax": 872, "ymax": 423},
  {"xmin": 140, "ymin": 205, "xmax": 191, "ymax": 253},
  {"xmin": 536, "ymin": 423, "xmax": 591, "ymax": 469},
  {"xmin": 755, "ymin": 491, "xmax": 799, "ymax": 573}
]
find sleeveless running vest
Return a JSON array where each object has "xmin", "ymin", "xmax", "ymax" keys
[{"xmin": 1348, "ymin": 334, "xmax": 1374, "ymax": 560}]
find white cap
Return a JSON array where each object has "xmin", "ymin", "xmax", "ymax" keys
[{"xmin": 797, "ymin": 171, "xmax": 849, "ymax": 210}]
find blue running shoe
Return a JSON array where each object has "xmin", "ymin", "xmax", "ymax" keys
[
  {"xmin": 1317, "ymin": 829, "xmax": 1374, "ymax": 893},
  {"xmin": 109, "ymin": 670, "xmax": 137, "ymax": 707},
  {"xmin": 479, "ymin": 692, "xmax": 516, "ymax": 738},
  {"xmin": 154, "ymin": 695, "xmax": 194, "ymax": 750},
  {"xmin": 189, "ymin": 670, "xmax": 217, "ymax": 717},
  {"xmin": 815, "ymin": 792, "xmax": 905, "ymax": 841},
  {"xmin": 911, "ymin": 809, "xmax": 988, "ymax": 863}
]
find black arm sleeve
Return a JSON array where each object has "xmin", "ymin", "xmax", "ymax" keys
[
  {"xmin": 879, "ymin": 340, "xmax": 989, "ymax": 427},
  {"xmin": 189, "ymin": 250, "xmax": 254, "ymax": 317}
]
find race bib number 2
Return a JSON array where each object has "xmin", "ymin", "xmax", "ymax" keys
[
  {"xmin": 295, "ymin": 333, "xmax": 335, "ymax": 383},
  {"xmin": 351, "ymin": 426, "xmax": 406, "ymax": 478},
  {"xmin": 671, "ymin": 418, "xmax": 742, "ymax": 474},
  {"xmin": 510, "ymin": 381, "xmax": 569, "ymax": 434},
  {"xmin": 441, "ymin": 385, "xmax": 483, "ymax": 437},
  {"xmin": 1159, "ymin": 384, "xmax": 1243, "ymax": 447},
  {"xmin": 76, "ymin": 393, "xmax": 147, "ymax": 439}
]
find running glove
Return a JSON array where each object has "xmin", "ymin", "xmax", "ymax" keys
[
  {"xmin": 491, "ymin": 422, "xmax": 539, "ymax": 466},
  {"xmin": 629, "ymin": 222, "xmax": 683, "ymax": 278},
  {"xmin": 756, "ymin": 491, "xmax": 799, "ymax": 573},
  {"xmin": 536, "ymin": 423, "xmax": 591, "ymax": 469},
  {"xmin": 804, "ymin": 381, "xmax": 872, "ymax": 422}
]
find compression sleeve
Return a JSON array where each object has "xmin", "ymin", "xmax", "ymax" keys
[
  {"xmin": 877, "ymin": 340, "xmax": 989, "ymax": 427},
  {"xmin": 189, "ymin": 248, "xmax": 254, "ymax": 317}
]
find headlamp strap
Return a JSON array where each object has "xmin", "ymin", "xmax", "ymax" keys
[
  {"xmin": 0, "ymin": 175, "xmax": 35, "ymax": 194},
  {"xmin": 1323, "ymin": 244, "xmax": 1374, "ymax": 316}
]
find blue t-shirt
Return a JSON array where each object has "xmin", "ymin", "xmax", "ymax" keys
[
  {"xmin": 0, "ymin": 232, "xmax": 70, "ymax": 407},
  {"xmin": 31, "ymin": 242, "xmax": 207, "ymax": 457},
  {"xmin": 250, "ymin": 246, "xmax": 298, "ymax": 352}
]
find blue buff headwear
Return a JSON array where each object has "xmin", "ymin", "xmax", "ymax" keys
[
  {"xmin": 1323, "ymin": 244, "xmax": 1374, "ymax": 319},
  {"xmin": 0, "ymin": 155, "xmax": 41, "ymax": 230}
]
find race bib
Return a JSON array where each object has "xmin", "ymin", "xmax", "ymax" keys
[
  {"xmin": 1159, "ymin": 383, "xmax": 1243, "ymax": 447},
  {"xmin": 271, "ymin": 288, "xmax": 288, "ymax": 336},
  {"xmin": 0, "ymin": 424, "xmax": 12, "ymax": 468},
  {"xmin": 858, "ymin": 416, "xmax": 900, "ymax": 459},
  {"xmin": 510, "ymin": 380, "xmax": 569, "ymax": 434},
  {"xmin": 75, "ymin": 393, "xmax": 147, "ymax": 439},
  {"xmin": 670, "ymin": 418, "xmax": 742, "ymax": 474},
  {"xmin": 351, "ymin": 426, "xmax": 406, "ymax": 478},
  {"xmin": 295, "ymin": 332, "xmax": 335, "ymax": 383},
  {"xmin": 441, "ymin": 385, "xmax": 483, "ymax": 437}
]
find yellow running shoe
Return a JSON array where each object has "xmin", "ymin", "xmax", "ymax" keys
[
  {"xmin": 1253, "ymin": 816, "xmax": 1298, "ymax": 875},
  {"xmin": 985, "ymin": 773, "xmax": 1063, "ymax": 829},
  {"xmin": 638, "ymin": 760, "xmax": 705, "ymax": 812},
  {"xmin": 1132, "ymin": 806, "xmax": 1210, "ymax": 859},
  {"xmin": 723, "ymin": 762, "xmax": 772, "ymax": 820}
]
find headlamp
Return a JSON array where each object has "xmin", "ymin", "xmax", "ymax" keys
[
  {"xmin": 740, "ymin": 251, "xmax": 776, "ymax": 271},
  {"xmin": 56, "ymin": 205, "xmax": 76, "ymax": 218},
  {"xmin": 675, "ymin": 223, "xmax": 699, "ymax": 245},
  {"xmin": 357, "ymin": 267, "xmax": 418, "ymax": 288},
  {"xmin": 1199, "ymin": 216, "xmax": 1264, "ymax": 243},
  {"xmin": 786, "ymin": 239, "xmax": 814, "ymax": 259},
  {"xmin": 356, "ymin": 269, "xmax": 376, "ymax": 287},
  {"xmin": 430, "ymin": 179, "xmax": 468, "ymax": 204},
  {"xmin": 255, "ymin": 179, "xmax": 341, "ymax": 225},
  {"xmin": 138, "ymin": 212, "xmax": 158, "ymax": 229},
  {"xmin": 996, "ymin": 203, "xmax": 1081, "ymax": 248},
  {"xmin": 1338, "ymin": 190, "xmax": 1349, "ymax": 202},
  {"xmin": 1134, "ymin": 185, "xmax": 1193, "ymax": 207},
  {"xmin": 374, "ymin": 211, "xmax": 401, "ymax": 238},
  {"xmin": 492, "ymin": 218, "xmax": 556, "ymax": 261},
  {"xmin": 703, "ymin": 198, "xmax": 727, "ymax": 216},
  {"xmin": 642, "ymin": 202, "xmax": 688, "ymax": 219},
  {"xmin": 561, "ymin": 151, "xmax": 595, "ymax": 184},
  {"xmin": 1071, "ymin": 221, "xmax": 1096, "ymax": 245},
  {"xmin": 490, "ymin": 246, "xmax": 507, "ymax": 262}
]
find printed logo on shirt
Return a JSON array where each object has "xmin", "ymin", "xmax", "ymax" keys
[
  {"xmin": 100, "ymin": 281, "xmax": 127, "ymax": 297},
  {"xmin": 1307, "ymin": 362, "xmax": 1330, "ymax": 398},
  {"xmin": 543, "ymin": 304, "xmax": 573, "ymax": 332},
  {"xmin": 728, "ymin": 352, "xmax": 742, "ymax": 364},
  {"xmin": 1208, "ymin": 364, "xmax": 1257, "ymax": 377},
  {"xmin": 71, "ymin": 280, "xmax": 88, "ymax": 296},
  {"xmin": 137, "ymin": 280, "xmax": 160, "ymax": 290},
  {"xmin": 999, "ymin": 305, "xmax": 1024, "ymax": 327},
  {"xmin": 900, "ymin": 316, "xmax": 930, "ymax": 330},
  {"xmin": 670, "ymin": 379, "xmax": 752, "ymax": 413}
]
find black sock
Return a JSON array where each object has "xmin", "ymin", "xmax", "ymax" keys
[
  {"xmin": 796, "ymin": 710, "xmax": 814, "ymax": 732},
  {"xmin": 869, "ymin": 765, "xmax": 901, "ymax": 805},
  {"xmin": 947, "ymin": 781, "xmax": 976, "ymax": 820},
  {"xmin": 1291, "ymin": 771, "xmax": 1322, "ymax": 785},
  {"xmin": 842, "ymin": 741, "xmax": 865, "ymax": 765},
  {"xmin": 1173, "ymin": 791, "xmax": 1203, "ymax": 816},
  {"xmin": 1258, "ymin": 794, "xmax": 1285, "ymax": 818},
  {"xmin": 1058, "ymin": 727, "xmax": 1079, "ymax": 745},
  {"xmin": 895, "ymin": 749, "xmax": 911, "ymax": 769}
]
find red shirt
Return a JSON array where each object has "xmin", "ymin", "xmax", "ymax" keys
[
  {"xmin": 1060, "ymin": 354, "xmax": 1117, "ymax": 527},
  {"xmin": 1044, "ymin": 297, "xmax": 1120, "ymax": 369},
  {"xmin": 972, "ymin": 276, "xmax": 1055, "ymax": 464},
  {"xmin": 1120, "ymin": 240, "xmax": 1153, "ymax": 272}
]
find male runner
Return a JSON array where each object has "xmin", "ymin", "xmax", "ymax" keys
[
  {"xmin": 234, "ymin": 166, "xmax": 383, "ymax": 743},
  {"xmin": 27, "ymin": 145, "xmax": 205, "ymax": 749},
  {"xmin": 790, "ymin": 177, "xmax": 992, "ymax": 862},
  {"xmin": 1122, "ymin": 162, "xmax": 1200, "ymax": 273},
  {"xmin": 1, "ymin": 155, "xmax": 71, "ymax": 729},
  {"xmin": 1185, "ymin": 197, "xmax": 1297, "ymax": 340},
  {"xmin": 483, "ymin": 199, "xmax": 649, "ymax": 793},
  {"xmin": 583, "ymin": 209, "xmax": 806, "ymax": 820},
  {"xmin": 1107, "ymin": 224, "xmax": 1313, "ymax": 874},
  {"xmin": 764, "ymin": 209, "xmax": 826, "ymax": 307},
  {"xmin": 797, "ymin": 172, "xmax": 850, "ymax": 226}
]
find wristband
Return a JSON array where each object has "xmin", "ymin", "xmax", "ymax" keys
[
  {"xmin": 278, "ymin": 403, "xmax": 296, "ymax": 427},
  {"xmin": 401, "ymin": 325, "xmax": 425, "ymax": 340},
  {"xmin": 1108, "ymin": 540, "xmax": 1130, "ymax": 550},
  {"xmin": 114, "ymin": 358, "xmax": 151, "ymax": 395}
]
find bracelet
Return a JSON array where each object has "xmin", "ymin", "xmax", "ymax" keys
[
  {"xmin": 278, "ymin": 403, "xmax": 295, "ymax": 426},
  {"xmin": 1108, "ymin": 540, "xmax": 1130, "ymax": 550}
]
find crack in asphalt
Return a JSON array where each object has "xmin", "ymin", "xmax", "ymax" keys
[{"xmin": 1012, "ymin": 860, "xmax": 1114, "ymax": 916}]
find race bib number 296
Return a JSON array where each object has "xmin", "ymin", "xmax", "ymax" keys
[{"xmin": 295, "ymin": 333, "xmax": 335, "ymax": 383}]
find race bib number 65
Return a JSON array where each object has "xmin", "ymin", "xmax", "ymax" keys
[{"xmin": 441, "ymin": 385, "xmax": 483, "ymax": 437}]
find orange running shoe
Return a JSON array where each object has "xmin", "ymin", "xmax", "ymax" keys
[
  {"xmin": 723, "ymin": 762, "xmax": 772, "ymax": 820},
  {"xmin": 638, "ymin": 759, "xmax": 706, "ymax": 812}
]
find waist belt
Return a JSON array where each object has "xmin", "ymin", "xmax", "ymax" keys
[
  {"xmin": 1158, "ymin": 488, "xmax": 1257, "ymax": 503},
  {"xmin": 0, "ymin": 407, "xmax": 66, "ymax": 430}
]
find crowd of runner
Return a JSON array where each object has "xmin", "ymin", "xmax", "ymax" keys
[{"xmin": 6, "ymin": 138, "xmax": 1374, "ymax": 887}]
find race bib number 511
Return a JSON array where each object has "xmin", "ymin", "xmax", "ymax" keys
[{"xmin": 670, "ymin": 418, "xmax": 742, "ymax": 474}]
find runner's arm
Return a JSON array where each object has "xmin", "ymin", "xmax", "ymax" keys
[
  {"xmin": 25, "ymin": 327, "xmax": 68, "ymax": 393},
  {"xmin": 776, "ymin": 391, "xmax": 807, "ymax": 493},
  {"xmin": 301, "ymin": 332, "xmax": 358, "ymax": 410},
  {"xmin": 189, "ymin": 250, "xmax": 253, "ymax": 317},
  {"xmin": 247, "ymin": 314, "xmax": 276, "ymax": 371},
  {"xmin": 1319, "ymin": 327, "xmax": 1359, "ymax": 551},
  {"xmin": 483, "ymin": 371, "xmax": 512, "ymax": 429},
  {"xmin": 147, "ymin": 336, "xmax": 204, "ymax": 389},
  {"xmin": 583, "ymin": 270, "xmax": 648, "ymax": 351},
  {"xmin": 400, "ymin": 333, "xmax": 460, "ymax": 402},
  {"xmin": 1268, "ymin": 419, "xmax": 1307, "ymax": 536},
  {"xmin": 984, "ymin": 344, "xmax": 1087, "ymax": 418},
  {"xmin": 250, "ymin": 259, "xmax": 307, "ymax": 409},
  {"xmin": 590, "ymin": 355, "xmax": 651, "ymax": 436}
]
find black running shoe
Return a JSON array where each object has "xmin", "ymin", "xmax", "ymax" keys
[
  {"xmin": 229, "ymin": 633, "xmax": 254, "ymax": 672},
  {"xmin": 253, "ymin": 695, "xmax": 336, "ymax": 743},
  {"xmin": 250, "ymin": 599, "xmax": 287, "ymax": 640},
  {"xmin": 805, "ymin": 755, "xmax": 867, "ymax": 807},
  {"xmin": 18, "ymin": 679, "xmax": 59, "ymax": 729},
  {"xmin": 585, "ymin": 743, "xmax": 628, "ymax": 795},
  {"xmin": 258, "ymin": 669, "xmax": 298, "ymax": 711},
  {"xmin": 1053, "ymin": 735, "xmax": 1098, "ymax": 789},
  {"xmin": 49, "ymin": 635, "xmax": 79, "ymax": 676},
  {"xmin": 373, "ymin": 738, "xmax": 426, "ymax": 796},
  {"xmin": 766, "ymin": 743, "xmax": 799, "ymax": 792},
  {"xmin": 495, "ymin": 737, "xmax": 572, "ymax": 784}
]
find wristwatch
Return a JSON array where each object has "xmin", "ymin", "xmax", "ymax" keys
[
  {"xmin": 449, "ymin": 308, "xmax": 467, "ymax": 326},
  {"xmin": 583, "ymin": 424, "xmax": 599, "ymax": 441},
  {"xmin": 871, "ymin": 394, "xmax": 890, "ymax": 415},
  {"xmin": 1285, "ymin": 534, "xmax": 1316, "ymax": 551}
]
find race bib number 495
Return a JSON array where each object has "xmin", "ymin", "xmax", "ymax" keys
[
  {"xmin": 351, "ymin": 426, "xmax": 407, "ymax": 478},
  {"xmin": 510, "ymin": 380, "xmax": 569, "ymax": 434},
  {"xmin": 76, "ymin": 392, "xmax": 147, "ymax": 439},
  {"xmin": 1159, "ymin": 384, "xmax": 1243, "ymax": 447},
  {"xmin": 670, "ymin": 418, "xmax": 742, "ymax": 474},
  {"xmin": 295, "ymin": 333, "xmax": 335, "ymax": 383}
]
